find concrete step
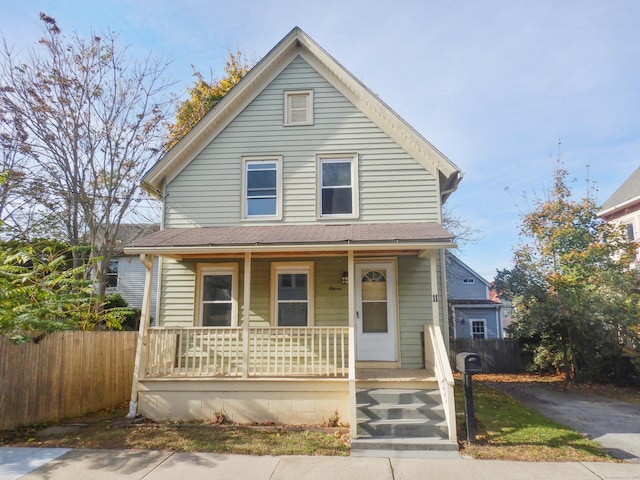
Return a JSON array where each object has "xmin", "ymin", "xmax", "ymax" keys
[
  {"xmin": 351, "ymin": 436, "xmax": 459, "ymax": 455},
  {"xmin": 357, "ymin": 417, "xmax": 449, "ymax": 438},
  {"xmin": 356, "ymin": 402, "xmax": 446, "ymax": 421},
  {"xmin": 356, "ymin": 388, "xmax": 441, "ymax": 406}
]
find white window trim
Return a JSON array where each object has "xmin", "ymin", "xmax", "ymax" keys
[
  {"xmin": 284, "ymin": 90, "xmax": 313, "ymax": 126},
  {"xmin": 316, "ymin": 153, "xmax": 359, "ymax": 219},
  {"xmin": 241, "ymin": 156, "xmax": 283, "ymax": 221},
  {"xmin": 270, "ymin": 261, "xmax": 315, "ymax": 327},
  {"xmin": 195, "ymin": 263, "xmax": 239, "ymax": 327},
  {"xmin": 470, "ymin": 318, "xmax": 487, "ymax": 339},
  {"xmin": 462, "ymin": 278, "xmax": 476, "ymax": 284}
]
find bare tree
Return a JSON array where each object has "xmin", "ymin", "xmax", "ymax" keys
[{"xmin": 0, "ymin": 13, "xmax": 173, "ymax": 296}]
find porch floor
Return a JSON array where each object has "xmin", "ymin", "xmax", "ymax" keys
[{"xmin": 356, "ymin": 368, "xmax": 436, "ymax": 383}]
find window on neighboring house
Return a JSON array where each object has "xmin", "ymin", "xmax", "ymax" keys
[
  {"xmin": 626, "ymin": 223, "xmax": 635, "ymax": 241},
  {"xmin": 318, "ymin": 154, "xmax": 358, "ymax": 217},
  {"xmin": 471, "ymin": 319, "xmax": 486, "ymax": 339},
  {"xmin": 242, "ymin": 157, "xmax": 282, "ymax": 219},
  {"xmin": 106, "ymin": 260, "xmax": 118, "ymax": 288},
  {"xmin": 284, "ymin": 90, "xmax": 313, "ymax": 126},
  {"xmin": 462, "ymin": 278, "xmax": 475, "ymax": 284},
  {"xmin": 198, "ymin": 264, "xmax": 238, "ymax": 327},
  {"xmin": 272, "ymin": 262, "xmax": 314, "ymax": 326}
]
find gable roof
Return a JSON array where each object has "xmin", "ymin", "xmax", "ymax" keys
[
  {"xmin": 446, "ymin": 252, "xmax": 492, "ymax": 289},
  {"xmin": 143, "ymin": 27, "xmax": 462, "ymax": 202},
  {"xmin": 598, "ymin": 167, "xmax": 640, "ymax": 218}
]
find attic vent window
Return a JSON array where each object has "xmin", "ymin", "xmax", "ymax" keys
[
  {"xmin": 284, "ymin": 90, "xmax": 313, "ymax": 126},
  {"xmin": 462, "ymin": 278, "xmax": 475, "ymax": 284}
]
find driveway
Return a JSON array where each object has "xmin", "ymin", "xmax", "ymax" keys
[{"xmin": 488, "ymin": 381, "xmax": 640, "ymax": 462}]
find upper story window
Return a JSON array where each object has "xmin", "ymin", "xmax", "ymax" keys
[
  {"xmin": 284, "ymin": 90, "xmax": 313, "ymax": 126},
  {"xmin": 462, "ymin": 278, "xmax": 475, "ymax": 284},
  {"xmin": 242, "ymin": 156, "xmax": 282, "ymax": 220},
  {"xmin": 317, "ymin": 154, "xmax": 358, "ymax": 218}
]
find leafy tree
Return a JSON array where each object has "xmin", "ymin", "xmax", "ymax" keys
[
  {"xmin": 0, "ymin": 13, "xmax": 173, "ymax": 296},
  {"xmin": 494, "ymin": 163, "xmax": 640, "ymax": 385},
  {"xmin": 0, "ymin": 241, "xmax": 126, "ymax": 344},
  {"xmin": 164, "ymin": 51, "xmax": 253, "ymax": 150}
]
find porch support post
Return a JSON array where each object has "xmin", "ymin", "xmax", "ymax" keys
[
  {"xmin": 128, "ymin": 253, "xmax": 154, "ymax": 418},
  {"xmin": 430, "ymin": 251, "xmax": 440, "ymax": 329},
  {"xmin": 242, "ymin": 252, "xmax": 251, "ymax": 379},
  {"xmin": 347, "ymin": 250, "xmax": 357, "ymax": 438}
]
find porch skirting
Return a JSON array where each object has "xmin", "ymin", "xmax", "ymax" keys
[{"xmin": 137, "ymin": 378, "xmax": 350, "ymax": 425}]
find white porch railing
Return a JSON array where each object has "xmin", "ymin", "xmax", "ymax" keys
[
  {"xmin": 144, "ymin": 327, "xmax": 349, "ymax": 378},
  {"xmin": 425, "ymin": 325, "xmax": 457, "ymax": 442}
]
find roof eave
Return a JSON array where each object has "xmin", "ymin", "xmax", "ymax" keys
[{"xmin": 124, "ymin": 240, "xmax": 457, "ymax": 258}]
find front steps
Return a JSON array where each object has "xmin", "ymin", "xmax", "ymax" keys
[{"xmin": 351, "ymin": 385, "xmax": 459, "ymax": 457}]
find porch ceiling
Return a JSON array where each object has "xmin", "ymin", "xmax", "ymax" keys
[{"xmin": 123, "ymin": 222, "xmax": 456, "ymax": 257}]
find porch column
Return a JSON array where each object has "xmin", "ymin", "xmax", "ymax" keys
[
  {"xmin": 242, "ymin": 252, "xmax": 251, "ymax": 379},
  {"xmin": 128, "ymin": 253, "xmax": 154, "ymax": 418},
  {"xmin": 347, "ymin": 250, "xmax": 357, "ymax": 438},
  {"xmin": 430, "ymin": 251, "xmax": 440, "ymax": 328}
]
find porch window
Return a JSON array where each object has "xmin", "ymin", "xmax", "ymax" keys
[
  {"xmin": 284, "ymin": 90, "xmax": 313, "ymax": 126},
  {"xmin": 317, "ymin": 154, "xmax": 358, "ymax": 218},
  {"xmin": 198, "ymin": 264, "xmax": 238, "ymax": 326},
  {"xmin": 242, "ymin": 156, "xmax": 282, "ymax": 219},
  {"xmin": 271, "ymin": 262, "xmax": 314, "ymax": 326},
  {"xmin": 471, "ymin": 319, "xmax": 486, "ymax": 339}
]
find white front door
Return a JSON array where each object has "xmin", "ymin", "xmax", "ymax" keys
[{"xmin": 355, "ymin": 262, "xmax": 397, "ymax": 361}]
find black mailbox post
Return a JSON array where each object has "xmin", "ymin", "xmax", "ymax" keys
[{"xmin": 456, "ymin": 352, "xmax": 483, "ymax": 443}]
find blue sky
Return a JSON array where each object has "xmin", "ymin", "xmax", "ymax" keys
[{"xmin": 2, "ymin": 0, "xmax": 639, "ymax": 280}]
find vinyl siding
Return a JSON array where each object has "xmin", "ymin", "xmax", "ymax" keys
[
  {"xmin": 107, "ymin": 255, "xmax": 159, "ymax": 321},
  {"xmin": 446, "ymin": 256, "xmax": 489, "ymax": 301},
  {"xmin": 159, "ymin": 256, "xmax": 349, "ymax": 328},
  {"xmin": 453, "ymin": 307, "xmax": 501, "ymax": 339},
  {"xmin": 164, "ymin": 56, "xmax": 439, "ymax": 228}
]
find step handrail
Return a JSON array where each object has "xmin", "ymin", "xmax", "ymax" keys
[{"xmin": 425, "ymin": 325, "xmax": 457, "ymax": 442}]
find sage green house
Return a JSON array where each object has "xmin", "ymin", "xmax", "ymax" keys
[{"xmin": 126, "ymin": 27, "xmax": 462, "ymax": 455}]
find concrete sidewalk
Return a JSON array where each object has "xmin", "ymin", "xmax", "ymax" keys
[{"xmin": 1, "ymin": 448, "xmax": 640, "ymax": 480}]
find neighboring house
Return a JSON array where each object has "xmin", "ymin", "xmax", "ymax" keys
[
  {"xmin": 598, "ymin": 166, "xmax": 640, "ymax": 265},
  {"xmin": 446, "ymin": 253, "xmax": 503, "ymax": 339},
  {"xmin": 106, "ymin": 223, "xmax": 160, "ymax": 321},
  {"xmin": 124, "ymin": 27, "xmax": 462, "ymax": 455}
]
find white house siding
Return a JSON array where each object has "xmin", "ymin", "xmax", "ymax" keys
[
  {"xmin": 109, "ymin": 255, "xmax": 158, "ymax": 321},
  {"xmin": 164, "ymin": 56, "xmax": 439, "ymax": 228}
]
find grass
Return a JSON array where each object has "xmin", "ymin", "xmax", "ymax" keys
[
  {"xmin": 0, "ymin": 405, "xmax": 350, "ymax": 456},
  {"xmin": 0, "ymin": 374, "xmax": 633, "ymax": 461},
  {"xmin": 455, "ymin": 378, "xmax": 615, "ymax": 462}
]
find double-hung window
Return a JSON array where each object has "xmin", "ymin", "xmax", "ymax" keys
[
  {"xmin": 471, "ymin": 319, "xmax": 486, "ymax": 339},
  {"xmin": 106, "ymin": 260, "xmax": 118, "ymax": 288},
  {"xmin": 318, "ymin": 154, "xmax": 358, "ymax": 218},
  {"xmin": 198, "ymin": 264, "xmax": 238, "ymax": 327},
  {"xmin": 271, "ymin": 262, "xmax": 314, "ymax": 327},
  {"xmin": 242, "ymin": 157, "xmax": 282, "ymax": 219}
]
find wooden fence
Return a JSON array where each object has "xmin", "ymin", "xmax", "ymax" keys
[
  {"xmin": 0, "ymin": 331, "xmax": 137, "ymax": 430},
  {"xmin": 451, "ymin": 338, "xmax": 531, "ymax": 373}
]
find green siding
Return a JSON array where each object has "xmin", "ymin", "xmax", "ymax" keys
[
  {"xmin": 164, "ymin": 56, "xmax": 439, "ymax": 228},
  {"xmin": 397, "ymin": 256, "xmax": 433, "ymax": 368}
]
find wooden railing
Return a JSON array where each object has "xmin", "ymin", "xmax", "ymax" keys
[
  {"xmin": 144, "ymin": 326, "xmax": 349, "ymax": 378},
  {"xmin": 425, "ymin": 325, "xmax": 457, "ymax": 442}
]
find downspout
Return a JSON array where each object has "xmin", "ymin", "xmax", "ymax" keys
[{"xmin": 128, "ymin": 253, "xmax": 155, "ymax": 418}]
